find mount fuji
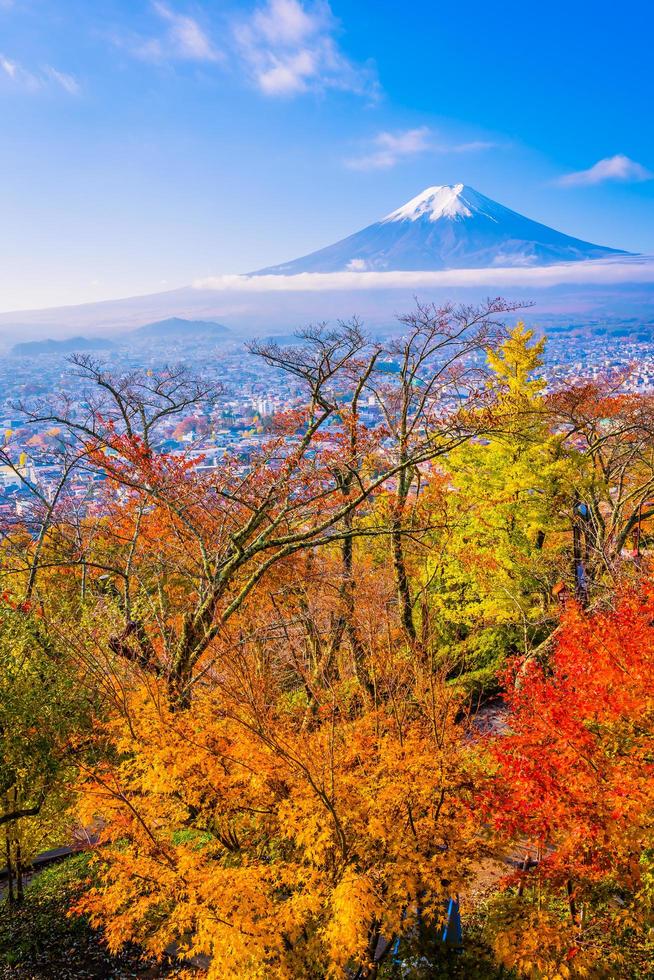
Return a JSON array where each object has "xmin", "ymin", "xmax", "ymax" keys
[
  {"xmin": 255, "ymin": 184, "xmax": 630, "ymax": 275},
  {"xmin": 1, "ymin": 183, "xmax": 651, "ymax": 342}
]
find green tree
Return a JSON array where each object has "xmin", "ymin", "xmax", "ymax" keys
[
  {"xmin": 0, "ymin": 599, "xmax": 95, "ymax": 901},
  {"xmin": 424, "ymin": 325, "xmax": 573, "ymax": 688}
]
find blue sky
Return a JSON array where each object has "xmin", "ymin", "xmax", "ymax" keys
[{"xmin": 1, "ymin": 0, "xmax": 653, "ymax": 309}]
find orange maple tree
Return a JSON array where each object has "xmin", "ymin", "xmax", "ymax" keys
[{"xmin": 74, "ymin": 556, "xmax": 490, "ymax": 978}]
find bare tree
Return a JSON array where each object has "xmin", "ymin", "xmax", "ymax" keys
[
  {"xmin": 366, "ymin": 298, "xmax": 521, "ymax": 643},
  {"xmin": 16, "ymin": 355, "xmax": 216, "ymax": 451},
  {"xmin": 4, "ymin": 302, "xmax": 521, "ymax": 708},
  {"xmin": 550, "ymin": 376, "xmax": 654, "ymax": 589}
]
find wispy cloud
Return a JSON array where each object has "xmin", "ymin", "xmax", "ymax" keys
[
  {"xmin": 0, "ymin": 54, "xmax": 39, "ymax": 90},
  {"xmin": 345, "ymin": 128, "xmax": 497, "ymax": 171},
  {"xmin": 0, "ymin": 55, "xmax": 18, "ymax": 79},
  {"xmin": 558, "ymin": 154, "xmax": 653, "ymax": 187},
  {"xmin": 453, "ymin": 140, "xmax": 497, "ymax": 153},
  {"xmin": 346, "ymin": 127, "xmax": 430, "ymax": 170},
  {"xmin": 235, "ymin": 0, "xmax": 378, "ymax": 98},
  {"xmin": 194, "ymin": 256, "xmax": 654, "ymax": 293},
  {"xmin": 111, "ymin": 0, "xmax": 375, "ymax": 99},
  {"xmin": 152, "ymin": 1, "xmax": 219, "ymax": 60},
  {"xmin": 0, "ymin": 55, "xmax": 80, "ymax": 94},
  {"xmin": 126, "ymin": 1, "xmax": 221, "ymax": 63},
  {"xmin": 43, "ymin": 66, "xmax": 80, "ymax": 95}
]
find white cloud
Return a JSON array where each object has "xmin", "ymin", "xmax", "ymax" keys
[
  {"xmin": 193, "ymin": 256, "xmax": 654, "ymax": 293},
  {"xmin": 346, "ymin": 127, "xmax": 431, "ymax": 171},
  {"xmin": 235, "ymin": 0, "xmax": 378, "ymax": 98},
  {"xmin": 44, "ymin": 66, "xmax": 81, "ymax": 95},
  {"xmin": 0, "ymin": 55, "xmax": 17, "ymax": 79},
  {"xmin": 346, "ymin": 128, "xmax": 497, "ymax": 171},
  {"xmin": 124, "ymin": 2, "xmax": 221, "ymax": 64},
  {"xmin": 112, "ymin": 0, "xmax": 374, "ymax": 99},
  {"xmin": 250, "ymin": 0, "xmax": 318, "ymax": 45},
  {"xmin": 151, "ymin": 1, "xmax": 220, "ymax": 61},
  {"xmin": 0, "ymin": 54, "xmax": 39, "ymax": 90},
  {"xmin": 0, "ymin": 55, "xmax": 80, "ymax": 94},
  {"xmin": 558, "ymin": 154, "xmax": 653, "ymax": 187}
]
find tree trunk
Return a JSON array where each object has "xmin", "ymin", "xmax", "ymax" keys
[
  {"xmin": 15, "ymin": 841, "xmax": 24, "ymax": 903},
  {"xmin": 566, "ymin": 878, "xmax": 577, "ymax": 924},
  {"xmin": 341, "ymin": 528, "xmax": 374, "ymax": 699},
  {"xmin": 390, "ymin": 452, "xmax": 417, "ymax": 642},
  {"xmin": 392, "ymin": 514, "xmax": 416, "ymax": 642},
  {"xmin": 5, "ymin": 834, "xmax": 14, "ymax": 905}
]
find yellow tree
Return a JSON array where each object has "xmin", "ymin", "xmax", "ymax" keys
[
  {"xmin": 423, "ymin": 325, "xmax": 574, "ymax": 688},
  {"xmin": 72, "ymin": 552, "xmax": 491, "ymax": 978}
]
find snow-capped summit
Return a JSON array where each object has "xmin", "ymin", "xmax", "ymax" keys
[
  {"xmin": 254, "ymin": 183, "xmax": 629, "ymax": 275},
  {"xmin": 382, "ymin": 183, "xmax": 498, "ymax": 223}
]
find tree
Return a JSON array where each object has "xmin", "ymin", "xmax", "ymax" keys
[
  {"xmin": 485, "ymin": 582, "xmax": 654, "ymax": 976},
  {"xmin": 420, "ymin": 325, "xmax": 573, "ymax": 689},
  {"xmin": 13, "ymin": 303, "xmax": 517, "ymax": 710},
  {"xmin": 551, "ymin": 377, "xmax": 654, "ymax": 590},
  {"xmin": 75, "ymin": 581, "xmax": 490, "ymax": 978},
  {"xmin": 0, "ymin": 596, "xmax": 95, "ymax": 902},
  {"xmin": 365, "ymin": 300, "xmax": 515, "ymax": 645}
]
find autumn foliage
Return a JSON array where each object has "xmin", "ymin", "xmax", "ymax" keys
[
  {"xmin": 485, "ymin": 586, "xmax": 654, "ymax": 975},
  {"xmin": 78, "ymin": 675, "xmax": 486, "ymax": 977},
  {"xmin": 2, "ymin": 309, "xmax": 654, "ymax": 978}
]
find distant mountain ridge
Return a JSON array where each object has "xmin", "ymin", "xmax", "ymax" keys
[
  {"xmin": 254, "ymin": 183, "xmax": 629, "ymax": 275},
  {"xmin": 10, "ymin": 336, "xmax": 116, "ymax": 356},
  {"xmin": 8, "ymin": 319, "xmax": 232, "ymax": 354},
  {"xmin": 129, "ymin": 317, "xmax": 230, "ymax": 340}
]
